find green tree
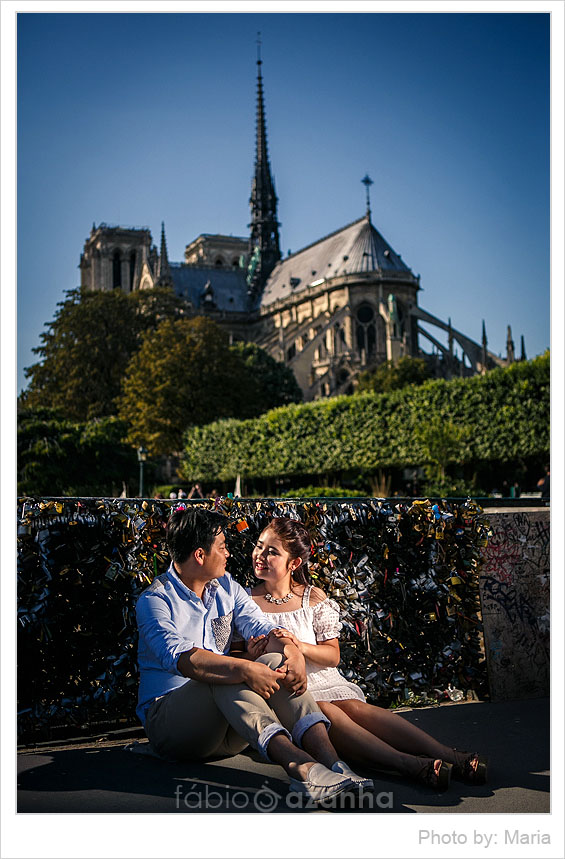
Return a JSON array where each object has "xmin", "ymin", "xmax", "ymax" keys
[
  {"xmin": 131, "ymin": 285, "xmax": 192, "ymax": 327},
  {"xmin": 118, "ymin": 317, "xmax": 258, "ymax": 455},
  {"xmin": 357, "ymin": 356, "xmax": 432, "ymax": 394},
  {"xmin": 23, "ymin": 286, "xmax": 191, "ymax": 421},
  {"xmin": 229, "ymin": 341, "xmax": 303, "ymax": 411},
  {"xmin": 414, "ymin": 417, "xmax": 471, "ymax": 495},
  {"xmin": 18, "ymin": 407, "xmax": 136, "ymax": 496}
]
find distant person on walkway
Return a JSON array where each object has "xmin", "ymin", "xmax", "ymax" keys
[
  {"xmin": 187, "ymin": 483, "xmax": 204, "ymax": 499},
  {"xmin": 537, "ymin": 465, "xmax": 550, "ymax": 500},
  {"xmin": 169, "ymin": 491, "xmax": 177, "ymax": 499},
  {"xmin": 235, "ymin": 517, "xmax": 489, "ymax": 791},
  {"xmin": 177, "ymin": 488, "xmax": 187, "ymax": 499},
  {"xmin": 135, "ymin": 507, "xmax": 370, "ymax": 803}
]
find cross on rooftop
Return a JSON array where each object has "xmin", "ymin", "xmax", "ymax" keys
[{"xmin": 361, "ymin": 174, "xmax": 374, "ymax": 219}]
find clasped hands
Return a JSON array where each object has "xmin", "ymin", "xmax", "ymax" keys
[{"xmin": 246, "ymin": 629, "xmax": 307, "ymax": 696}]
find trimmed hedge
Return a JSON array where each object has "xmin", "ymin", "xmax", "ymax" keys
[
  {"xmin": 180, "ymin": 354, "xmax": 549, "ymax": 482},
  {"xmin": 281, "ymin": 486, "xmax": 367, "ymax": 498}
]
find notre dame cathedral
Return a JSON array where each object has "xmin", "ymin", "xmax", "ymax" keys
[{"xmin": 79, "ymin": 54, "xmax": 524, "ymax": 401}]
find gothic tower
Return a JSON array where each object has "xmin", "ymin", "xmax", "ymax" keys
[
  {"xmin": 247, "ymin": 42, "xmax": 281, "ymax": 303},
  {"xmin": 79, "ymin": 224, "xmax": 154, "ymax": 292}
]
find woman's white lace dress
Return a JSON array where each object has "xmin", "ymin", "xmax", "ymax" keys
[{"xmin": 248, "ymin": 585, "xmax": 366, "ymax": 703}]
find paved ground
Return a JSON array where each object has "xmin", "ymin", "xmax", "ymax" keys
[{"xmin": 17, "ymin": 697, "xmax": 549, "ymax": 814}]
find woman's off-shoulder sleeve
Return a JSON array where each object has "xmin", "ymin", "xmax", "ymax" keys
[{"xmin": 312, "ymin": 598, "xmax": 342, "ymax": 641}]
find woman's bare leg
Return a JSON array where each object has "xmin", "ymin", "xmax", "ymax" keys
[
  {"xmin": 330, "ymin": 698, "xmax": 462, "ymax": 764},
  {"xmin": 317, "ymin": 701, "xmax": 440, "ymax": 779}
]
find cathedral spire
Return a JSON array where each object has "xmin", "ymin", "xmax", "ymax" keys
[
  {"xmin": 520, "ymin": 334, "xmax": 527, "ymax": 361},
  {"xmin": 156, "ymin": 221, "xmax": 173, "ymax": 287},
  {"xmin": 481, "ymin": 320, "xmax": 488, "ymax": 371},
  {"xmin": 506, "ymin": 324, "xmax": 515, "ymax": 363},
  {"xmin": 247, "ymin": 34, "xmax": 281, "ymax": 302}
]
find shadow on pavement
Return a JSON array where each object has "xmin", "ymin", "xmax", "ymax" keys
[
  {"xmin": 18, "ymin": 745, "xmax": 418, "ymax": 813},
  {"xmin": 17, "ymin": 697, "xmax": 550, "ymax": 813}
]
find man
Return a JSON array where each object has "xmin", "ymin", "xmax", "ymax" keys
[
  {"xmin": 136, "ymin": 507, "xmax": 371, "ymax": 803},
  {"xmin": 537, "ymin": 465, "xmax": 550, "ymax": 501}
]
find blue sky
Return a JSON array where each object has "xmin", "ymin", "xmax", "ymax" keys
[{"xmin": 17, "ymin": 11, "xmax": 550, "ymax": 392}]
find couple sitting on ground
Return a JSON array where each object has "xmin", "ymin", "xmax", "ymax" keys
[{"xmin": 136, "ymin": 507, "xmax": 487, "ymax": 804}]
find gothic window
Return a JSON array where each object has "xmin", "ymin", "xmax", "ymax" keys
[
  {"xmin": 377, "ymin": 315, "xmax": 386, "ymax": 351},
  {"xmin": 357, "ymin": 324, "xmax": 365, "ymax": 353},
  {"xmin": 112, "ymin": 250, "xmax": 121, "ymax": 288},
  {"xmin": 396, "ymin": 300, "xmax": 405, "ymax": 335},
  {"xmin": 357, "ymin": 303, "xmax": 375, "ymax": 324},
  {"xmin": 287, "ymin": 343, "xmax": 296, "ymax": 361},
  {"xmin": 215, "ymin": 257, "xmax": 224, "ymax": 267},
  {"xmin": 232, "ymin": 258, "xmax": 239, "ymax": 268},
  {"xmin": 334, "ymin": 323, "xmax": 346, "ymax": 353},
  {"xmin": 129, "ymin": 251, "xmax": 136, "ymax": 292},
  {"xmin": 356, "ymin": 303, "xmax": 377, "ymax": 357}
]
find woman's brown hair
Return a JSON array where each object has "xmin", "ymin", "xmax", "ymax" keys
[{"xmin": 264, "ymin": 517, "xmax": 312, "ymax": 586}]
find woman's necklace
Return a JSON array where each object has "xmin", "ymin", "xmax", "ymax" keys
[{"xmin": 264, "ymin": 591, "xmax": 293, "ymax": 605}]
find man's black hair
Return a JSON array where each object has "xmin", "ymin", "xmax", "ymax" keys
[{"xmin": 166, "ymin": 507, "xmax": 227, "ymax": 565}]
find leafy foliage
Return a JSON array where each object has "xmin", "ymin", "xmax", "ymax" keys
[
  {"xmin": 23, "ymin": 285, "xmax": 303, "ymax": 460},
  {"xmin": 357, "ymin": 356, "xmax": 432, "ymax": 393},
  {"xmin": 23, "ymin": 287, "xmax": 192, "ymax": 421},
  {"xmin": 414, "ymin": 417, "xmax": 471, "ymax": 491},
  {"xmin": 229, "ymin": 341, "xmax": 303, "ymax": 411},
  {"xmin": 18, "ymin": 407, "xmax": 136, "ymax": 496},
  {"xmin": 118, "ymin": 319, "xmax": 304, "ymax": 456},
  {"xmin": 118, "ymin": 317, "xmax": 242, "ymax": 455},
  {"xmin": 281, "ymin": 485, "xmax": 367, "ymax": 498},
  {"xmin": 180, "ymin": 354, "xmax": 550, "ymax": 484}
]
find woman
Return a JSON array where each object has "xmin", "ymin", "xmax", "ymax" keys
[{"xmin": 240, "ymin": 516, "xmax": 488, "ymax": 791}]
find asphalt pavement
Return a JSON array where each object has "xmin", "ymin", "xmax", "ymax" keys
[{"xmin": 17, "ymin": 696, "xmax": 550, "ymax": 814}]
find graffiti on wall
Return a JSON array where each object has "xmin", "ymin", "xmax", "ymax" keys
[{"xmin": 480, "ymin": 511, "xmax": 550, "ymax": 701}]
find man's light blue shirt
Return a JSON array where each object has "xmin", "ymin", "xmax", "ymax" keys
[{"xmin": 135, "ymin": 564, "xmax": 278, "ymax": 725}]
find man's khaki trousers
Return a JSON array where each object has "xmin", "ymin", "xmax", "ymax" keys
[{"xmin": 144, "ymin": 652, "xmax": 329, "ymax": 761}]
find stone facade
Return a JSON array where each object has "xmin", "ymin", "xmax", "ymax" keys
[
  {"xmin": 80, "ymin": 225, "xmax": 157, "ymax": 293},
  {"xmin": 248, "ymin": 214, "xmax": 424, "ymax": 399}
]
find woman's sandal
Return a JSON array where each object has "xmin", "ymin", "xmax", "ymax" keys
[
  {"xmin": 451, "ymin": 751, "xmax": 489, "ymax": 785},
  {"xmin": 415, "ymin": 758, "xmax": 453, "ymax": 791}
]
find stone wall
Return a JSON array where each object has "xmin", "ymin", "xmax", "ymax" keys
[{"xmin": 480, "ymin": 510, "xmax": 550, "ymax": 701}]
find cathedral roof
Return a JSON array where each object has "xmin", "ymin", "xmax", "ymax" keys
[
  {"xmin": 261, "ymin": 215, "xmax": 414, "ymax": 308},
  {"xmin": 170, "ymin": 264, "xmax": 249, "ymax": 313},
  {"xmin": 190, "ymin": 233, "xmax": 248, "ymax": 243}
]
